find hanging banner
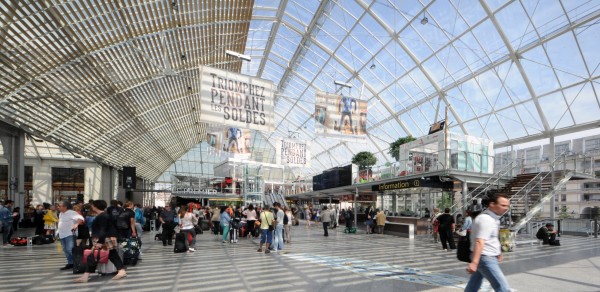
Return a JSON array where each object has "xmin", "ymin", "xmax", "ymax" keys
[
  {"xmin": 315, "ymin": 91, "xmax": 368, "ymax": 139},
  {"xmin": 221, "ymin": 127, "xmax": 252, "ymax": 154},
  {"xmin": 200, "ymin": 66, "xmax": 275, "ymax": 132},
  {"xmin": 275, "ymin": 139, "xmax": 311, "ymax": 167}
]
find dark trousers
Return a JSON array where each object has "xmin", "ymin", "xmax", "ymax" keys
[
  {"xmin": 543, "ymin": 233, "xmax": 557, "ymax": 245},
  {"xmin": 212, "ymin": 221, "xmax": 221, "ymax": 235},
  {"xmin": 439, "ymin": 229, "xmax": 456, "ymax": 250},
  {"xmin": 323, "ymin": 222, "xmax": 330, "ymax": 236},
  {"xmin": 86, "ymin": 248, "xmax": 124, "ymax": 273},
  {"xmin": 162, "ymin": 222, "xmax": 175, "ymax": 244},
  {"xmin": 117, "ymin": 228, "xmax": 131, "ymax": 241},
  {"xmin": 247, "ymin": 220, "xmax": 255, "ymax": 237}
]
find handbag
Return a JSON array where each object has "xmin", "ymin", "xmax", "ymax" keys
[{"xmin": 83, "ymin": 248, "xmax": 109, "ymax": 265}]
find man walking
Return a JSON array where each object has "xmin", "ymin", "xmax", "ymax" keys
[
  {"xmin": 437, "ymin": 208, "xmax": 456, "ymax": 251},
  {"xmin": 465, "ymin": 194, "xmax": 511, "ymax": 292},
  {"xmin": 57, "ymin": 200, "xmax": 84, "ymax": 270},
  {"xmin": 320, "ymin": 206, "xmax": 331, "ymax": 237}
]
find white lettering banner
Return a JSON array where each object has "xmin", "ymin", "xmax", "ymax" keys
[
  {"xmin": 275, "ymin": 139, "xmax": 311, "ymax": 167},
  {"xmin": 200, "ymin": 66, "xmax": 275, "ymax": 131}
]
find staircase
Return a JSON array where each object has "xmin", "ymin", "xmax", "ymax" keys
[
  {"xmin": 263, "ymin": 192, "xmax": 289, "ymax": 209},
  {"xmin": 509, "ymin": 171, "xmax": 573, "ymax": 231}
]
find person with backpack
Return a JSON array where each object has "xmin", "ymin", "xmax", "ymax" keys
[
  {"xmin": 134, "ymin": 204, "xmax": 145, "ymax": 236},
  {"xmin": 465, "ymin": 194, "xmax": 511, "ymax": 292},
  {"xmin": 116, "ymin": 202, "xmax": 136, "ymax": 241}
]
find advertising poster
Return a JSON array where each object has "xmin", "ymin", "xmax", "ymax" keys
[
  {"xmin": 200, "ymin": 66, "xmax": 275, "ymax": 132},
  {"xmin": 275, "ymin": 139, "xmax": 311, "ymax": 167},
  {"xmin": 315, "ymin": 91, "xmax": 367, "ymax": 138},
  {"xmin": 221, "ymin": 127, "xmax": 252, "ymax": 154}
]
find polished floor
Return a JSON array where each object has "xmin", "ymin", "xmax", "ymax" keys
[{"xmin": 1, "ymin": 223, "xmax": 600, "ymax": 292}]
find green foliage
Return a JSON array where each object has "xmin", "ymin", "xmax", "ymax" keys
[
  {"xmin": 389, "ymin": 136, "xmax": 416, "ymax": 161},
  {"xmin": 352, "ymin": 151, "xmax": 377, "ymax": 169},
  {"xmin": 558, "ymin": 205, "xmax": 571, "ymax": 219},
  {"xmin": 436, "ymin": 192, "xmax": 453, "ymax": 210}
]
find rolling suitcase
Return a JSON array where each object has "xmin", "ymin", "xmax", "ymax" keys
[
  {"xmin": 174, "ymin": 232, "xmax": 187, "ymax": 253},
  {"xmin": 97, "ymin": 246, "xmax": 123, "ymax": 276}
]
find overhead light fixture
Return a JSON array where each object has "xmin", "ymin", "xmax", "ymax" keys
[
  {"xmin": 334, "ymin": 80, "xmax": 352, "ymax": 88},
  {"xmin": 370, "ymin": 63, "xmax": 376, "ymax": 69},
  {"xmin": 225, "ymin": 50, "xmax": 251, "ymax": 62},
  {"xmin": 420, "ymin": 15, "xmax": 428, "ymax": 25}
]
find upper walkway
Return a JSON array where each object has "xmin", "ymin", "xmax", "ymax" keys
[{"xmin": 1, "ymin": 224, "xmax": 600, "ymax": 291}]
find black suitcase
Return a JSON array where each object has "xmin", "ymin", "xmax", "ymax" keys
[
  {"xmin": 72, "ymin": 235, "xmax": 88, "ymax": 274},
  {"xmin": 456, "ymin": 236, "xmax": 471, "ymax": 263},
  {"xmin": 173, "ymin": 233, "xmax": 187, "ymax": 253}
]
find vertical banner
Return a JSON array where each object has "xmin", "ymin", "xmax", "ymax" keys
[
  {"xmin": 221, "ymin": 127, "xmax": 252, "ymax": 154},
  {"xmin": 200, "ymin": 66, "xmax": 275, "ymax": 131},
  {"xmin": 275, "ymin": 139, "xmax": 311, "ymax": 167},
  {"xmin": 315, "ymin": 91, "xmax": 367, "ymax": 139}
]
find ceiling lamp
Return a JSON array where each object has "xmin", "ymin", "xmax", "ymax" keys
[
  {"xmin": 420, "ymin": 15, "xmax": 428, "ymax": 25},
  {"xmin": 370, "ymin": 63, "xmax": 376, "ymax": 69}
]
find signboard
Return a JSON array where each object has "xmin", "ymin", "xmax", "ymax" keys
[
  {"xmin": 315, "ymin": 91, "xmax": 367, "ymax": 138},
  {"xmin": 275, "ymin": 139, "xmax": 311, "ymax": 167},
  {"xmin": 200, "ymin": 66, "xmax": 275, "ymax": 131},
  {"xmin": 372, "ymin": 177, "xmax": 454, "ymax": 192}
]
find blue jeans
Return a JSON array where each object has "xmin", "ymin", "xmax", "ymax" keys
[
  {"xmin": 465, "ymin": 255, "xmax": 511, "ymax": 292},
  {"xmin": 260, "ymin": 229, "xmax": 273, "ymax": 244},
  {"xmin": 274, "ymin": 224, "xmax": 284, "ymax": 250},
  {"xmin": 60, "ymin": 235, "xmax": 75, "ymax": 265},
  {"xmin": 2, "ymin": 223, "xmax": 13, "ymax": 244}
]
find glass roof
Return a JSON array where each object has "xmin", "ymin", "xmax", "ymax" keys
[{"xmin": 0, "ymin": 0, "xmax": 599, "ymax": 182}]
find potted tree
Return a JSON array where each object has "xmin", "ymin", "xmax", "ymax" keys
[
  {"xmin": 388, "ymin": 136, "xmax": 416, "ymax": 161},
  {"xmin": 352, "ymin": 151, "xmax": 377, "ymax": 183}
]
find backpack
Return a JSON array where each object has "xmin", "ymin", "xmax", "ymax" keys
[
  {"xmin": 135, "ymin": 208, "xmax": 145, "ymax": 225},
  {"xmin": 283, "ymin": 213, "xmax": 289, "ymax": 225},
  {"xmin": 116, "ymin": 208, "xmax": 130, "ymax": 230}
]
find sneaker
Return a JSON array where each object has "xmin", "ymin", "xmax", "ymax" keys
[
  {"xmin": 265, "ymin": 249, "xmax": 271, "ymax": 254},
  {"xmin": 443, "ymin": 249, "xmax": 448, "ymax": 251},
  {"xmin": 257, "ymin": 248, "xmax": 262, "ymax": 252},
  {"xmin": 60, "ymin": 264, "xmax": 74, "ymax": 270},
  {"xmin": 188, "ymin": 247, "xmax": 195, "ymax": 252}
]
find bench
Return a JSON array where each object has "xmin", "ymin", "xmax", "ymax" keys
[{"xmin": 383, "ymin": 222, "xmax": 414, "ymax": 239}]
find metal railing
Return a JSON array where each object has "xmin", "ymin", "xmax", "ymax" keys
[{"xmin": 448, "ymin": 158, "xmax": 523, "ymax": 213}]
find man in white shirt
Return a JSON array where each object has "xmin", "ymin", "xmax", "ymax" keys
[
  {"xmin": 465, "ymin": 194, "xmax": 511, "ymax": 292},
  {"xmin": 57, "ymin": 200, "xmax": 84, "ymax": 271}
]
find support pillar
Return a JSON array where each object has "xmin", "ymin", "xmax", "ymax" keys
[
  {"xmin": 462, "ymin": 180, "xmax": 468, "ymax": 212},
  {"xmin": 550, "ymin": 135, "xmax": 556, "ymax": 219}
]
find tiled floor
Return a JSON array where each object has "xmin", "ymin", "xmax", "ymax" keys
[{"xmin": 1, "ymin": 224, "xmax": 600, "ymax": 292}]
